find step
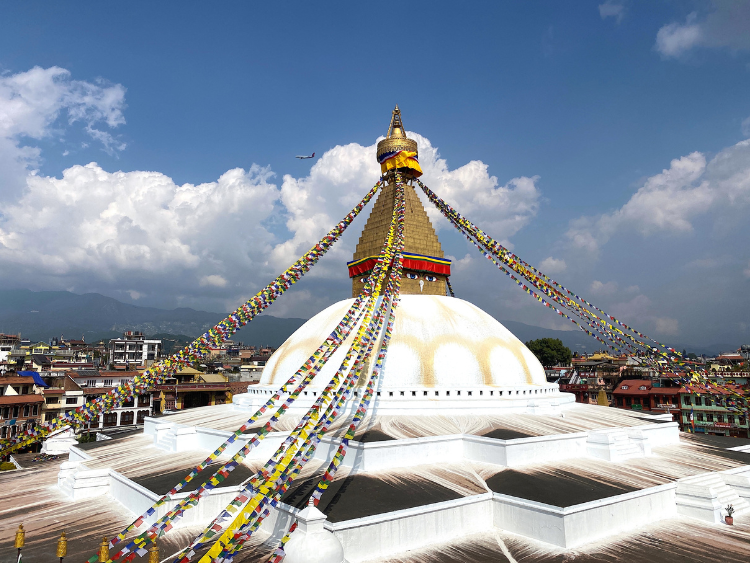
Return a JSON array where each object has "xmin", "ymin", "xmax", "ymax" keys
[{"xmin": 676, "ymin": 473, "xmax": 750, "ymax": 523}]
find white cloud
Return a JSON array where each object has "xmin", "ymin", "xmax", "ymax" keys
[
  {"xmin": 742, "ymin": 116, "xmax": 750, "ymax": 138},
  {"xmin": 0, "ymin": 66, "xmax": 126, "ymax": 195},
  {"xmin": 0, "ymin": 67, "xmax": 542, "ymax": 317},
  {"xmin": 566, "ymin": 140, "xmax": 750, "ymax": 253},
  {"xmin": 590, "ymin": 280, "xmax": 618, "ymax": 296},
  {"xmin": 655, "ymin": 4, "xmax": 750, "ymax": 58},
  {"xmin": 599, "ymin": 2, "xmax": 625, "ymax": 23},
  {"xmin": 655, "ymin": 317, "xmax": 679, "ymax": 336},
  {"xmin": 0, "ymin": 162, "xmax": 280, "ymax": 309},
  {"xmin": 538, "ymin": 256, "xmax": 567, "ymax": 274},
  {"xmin": 655, "ymin": 16, "xmax": 703, "ymax": 58},
  {"xmin": 200, "ymin": 275, "xmax": 228, "ymax": 288}
]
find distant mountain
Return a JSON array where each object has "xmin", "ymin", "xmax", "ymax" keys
[
  {"xmin": 0, "ymin": 289, "xmax": 305, "ymax": 347},
  {"xmin": 500, "ymin": 319, "xmax": 736, "ymax": 357},
  {"xmin": 0, "ymin": 289, "xmax": 734, "ymax": 355}
]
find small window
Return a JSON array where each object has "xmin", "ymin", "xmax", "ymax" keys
[
  {"xmin": 389, "ymin": 391, "xmax": 393, "ymax": 397},
  {"xmin": 457, "ymin": 391, "xmax": 461, "ymax": 396},
  {"xmin": 639, "ymin": 386, "xmax": 647, "ymax": 391},
  {"xmin": 468, "ymin": 391, "xmax": 472, "ymax": 396},
  {"xmin": 411, "ymin": 391, "xmax": 416, "ymax": 396},
  {"xmin": 423, "ymin": 391, "xmax": 428, "ymax": 396},
  {"xmin": 400, "ymin": 391, "xmax": 404, "ymax": 396},
  {"xmin": 480, "ymin": 391, "xmax": 483, "ymax": 396},
  {"xmin": 377, "ymin": 392, "xmax": 381, "ymax": 396},
  {"xmin": 683, "ymin": 396, "xmax": 691, "ymax": 405},
  {"xmin": 104, "ymin": 379, "xmax": 113, "ymax": 387},
  {"xmin": 66, "ymin": 398, "xmax": 77, "ymax": 405},
  {"xmin": 621, "ymin": 385, "xmax": 629, "ymax": 390},
  {"xmin": 434, "ymin": 391, "xmax": 439, "ymax": 396},
  {"xmin": 490, "ymin": 391, "xmax": 494, "ymax": 396}
]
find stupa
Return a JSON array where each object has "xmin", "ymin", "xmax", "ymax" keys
[
  {"xmin": 8, "ymin": 107, "xmax": 749, "ymax": 563},
  {"xmin": 234, "ymin": 106, "xmax": 570, "ymax": 417}
]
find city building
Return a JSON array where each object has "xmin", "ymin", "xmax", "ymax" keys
[
  {"xmin": 681, "ymin": 384, "xmax": 749, "ymax": 438},
  {"xmin": 40, "ymin": 373, "xmax": 84, "ymax": 424},
  {"xmin": 108, "ymin": 331, "xmax": 162, "ymax": 369},
  {"xmin": 154, "ymin": 367, "xmax": 248, "ymax": 411},
  {"xmin": 0, "ymin": 373, "xmax": 45, "ymax": 441}
]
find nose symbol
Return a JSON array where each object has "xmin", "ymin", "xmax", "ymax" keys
[{"xmin": 419, "ymin": 280, "xmax": 424, "ymax": 292}]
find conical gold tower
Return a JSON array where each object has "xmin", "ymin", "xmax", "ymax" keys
[{"xmin": 348, "ymin": 106, "xmax": 450, "ymax": 297}]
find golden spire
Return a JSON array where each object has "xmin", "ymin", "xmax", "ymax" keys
[
  {"xmin": 14, "ymin": 524, "xmax": 25, "ymax": 548},
  {"xmin": 376, "ymin": 105, "xmax": 421, "ymax": 178},
  {"xmin": 386, "ymin": 105, "xmax": 407, "ymax": 138}
]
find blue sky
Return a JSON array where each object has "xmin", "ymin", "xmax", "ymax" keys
[{"xmin": 0, "ymin": 1, "xmax": 749, "ymax": 349}]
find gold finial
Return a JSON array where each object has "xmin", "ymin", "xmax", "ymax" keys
[
  {"xmin": 377, "ymin": 105, "xmax": 419, "ymax": 171},
  {"xmin": 57, "ymin": 531, "xmax": 68, "ymax": 558},
  {"xmin": 98, "ymin": 537, "xmax": 109, "ymax": 562},
  {"xmin": 148, "ymin": 538, "xmax": 160, "ymax": 563},
  {"xmin": 386, "ymin": 104, "xmax": 406, "ymax": 139},
  {"xmin": 14, "ymin": 524, "xmax": 25, "ymax": 548}
]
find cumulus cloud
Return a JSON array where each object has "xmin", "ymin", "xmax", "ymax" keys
[
  {"xmin": 599, "ymin": 2, "xmax": 625, "ymax": 23},
  {"xmin": 655, "ymin": 317, "xmax": 679, "ymax": 336},
  {"xmin": 538, "ymin": 256, "xmax": 567, "ymax": 274},
  {"xmin": 655, "ymin": 3, "xmax": 750, "ymax": 58},
  {"xmin": 590, "ymin": 280, "xmax": 618, "ymax": 296},
  {"xmin": 565, "ymin": 140, "xmax": 750, "ymax": 253},
  {"xmin": 609, "ymin": 294, "xmax": 680, "ymax": 337},
  {"xmin": 742, "ymin": 116, "xmax": 750, "ymax": 138},
  {"xmin": 0, "ymin": 66, "xmax": 126, "ymax": 194},
  {"xmin": 200, "ymin": 275, "xmax": 228, "ymax": 288},
  {"xmin": 0, "ymin": 67, "xmax": 541, "ymax": 316},
  {"xmin": 0, "ymin": 163, "xmax": 280, "ymax": 308}
]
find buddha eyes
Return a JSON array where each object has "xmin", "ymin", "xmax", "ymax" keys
[
  {"xmin": 425, "ymin": 275, "xmax": 437, "ymax": 282},
  {"xmin": 360, "ymin": 277, "xmax": 367, "ymax": 283},
  {"xmin": 406, "ymin": 273, "xmax": 419, "ymax": 280}
]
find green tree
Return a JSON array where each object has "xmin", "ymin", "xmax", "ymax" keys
[{"xmin": 525, "ymin": 338, "xmax": 572, "ymax": 367}]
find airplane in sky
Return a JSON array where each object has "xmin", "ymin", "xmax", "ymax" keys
[{"xmin": 295, "ymin": 152, "xmax": 315, "ymax": 159}]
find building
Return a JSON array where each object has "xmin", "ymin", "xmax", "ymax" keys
[
  {"xmin": 70, "ymin": 370, "xmax": 154, "ymax": 428},
  {"xmin": 154, "ymin": 367, "xmax": 248, "ymax": 411},
  {"xmin": 109, "ymin": 331, "xmax": 162, "ymax": 369},
  {"xmin": 681, "ymin": 384, "xmax": 749, "ymax": 438},
  {"xmin": 40, "ymin": 372, "xmax": 84, "ymax": 424},
  {"xmin": 239, "ymin": 354, "xmax": 272, "ymax": 382},
  {"xmin": 612, "ymin": 379, "xmax": 683, "ymax": 424},
  {"xmin": 0, "ymin": 373, "xmax": 45, "ymax": 441},
  {"xmin": 0, "ymin": 333, "xmax": 19, "ymax": 363}
]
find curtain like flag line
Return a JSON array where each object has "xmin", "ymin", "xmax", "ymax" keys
[
  {"xmin": 417, "ymin": 179, "xmax": 749, "ymax": 410},
  {"xmin": 190, "ymin": 178, "xmax": 406, "ymax": 563},
  {"xmin": 96, "ymin": 175, "xmax": 404, "ymax": 563},
  {"xmin": 0, "ymin": 181, "xmax": 384, "ymax": 458}
]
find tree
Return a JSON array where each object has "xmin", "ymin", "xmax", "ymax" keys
[{"xmin": 525, "ymin": 338, "xmax": 573, "ymax": 367}]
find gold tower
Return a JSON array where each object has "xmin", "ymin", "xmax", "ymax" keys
[{"xmin": 348, "ymin": 106, "xmax": 451, "ymax": 297}]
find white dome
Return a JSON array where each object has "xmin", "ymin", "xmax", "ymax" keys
[{"xmin": 260, "ymin": 295, "xmax": 547, "ymax": 389}]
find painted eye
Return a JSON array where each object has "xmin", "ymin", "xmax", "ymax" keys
[
  {"xmin": 425, "ymin": 275, "xmax": 437, "ymax": 282},
  {"xmin": 360, "ymin": 277, "xmax": 367, "ymax": 283},
  {"xmin": 406, "ymin": 273, "xmax": 419, "ymax": 280}
]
